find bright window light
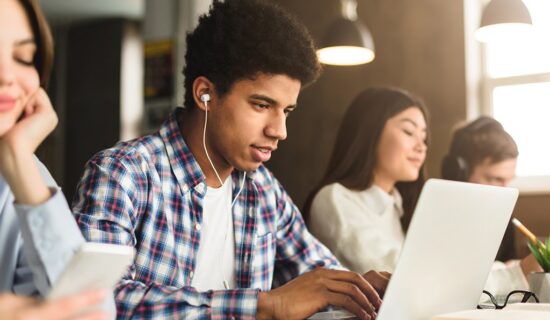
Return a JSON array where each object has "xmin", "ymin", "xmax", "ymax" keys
[
  {"xmin": 493, "ymin": 83, "xmax": 550, "ymax": 177},
  {"xmin": 485, "ymin": 0, "xmax": 550, "ymax": 78},
  {"xmin": 483, "ymin": 0, "xmax": 550, "ymax": 184}
]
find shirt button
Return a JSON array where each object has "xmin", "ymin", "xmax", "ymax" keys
[
  {"xmin": 195, "ymin": 183, "xmax": 205, "ymax": 193},
  {"xmin": 195, "ymin": 223, "xmax": 201, "ymax": 231},
  {"xmin": 41, "ymin": 240, "xmax": 52, "ymax": 252}
]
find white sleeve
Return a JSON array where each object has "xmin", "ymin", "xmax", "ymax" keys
[
  {"xmin": 483, "ymin": 260, "xmax": 529, "ymax": 297},
  {"xmin": 13, "ymin": 159, "xmax": 116, "ymax": 319},
  {"xmin": 15, "ymin": 187, "xmax": 86, "ymax": 295}
]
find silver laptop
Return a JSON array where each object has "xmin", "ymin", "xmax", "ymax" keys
[{"xmin": 310, "ymin": 179, "xmax": 519, "ymax": 320}]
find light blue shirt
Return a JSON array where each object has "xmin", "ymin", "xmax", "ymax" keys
[{"xmin": 0, "ymin": 158, "xmax": 84, "ymax": 295}]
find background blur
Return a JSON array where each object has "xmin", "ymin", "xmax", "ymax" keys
[{"xmin": 39, "ymin": 0, "xmax": 550, "ymax": 259}]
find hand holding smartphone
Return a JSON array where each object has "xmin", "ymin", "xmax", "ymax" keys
[{"xmin": 48, "ymin": 243, "xmax": 135, "ymax": 300}]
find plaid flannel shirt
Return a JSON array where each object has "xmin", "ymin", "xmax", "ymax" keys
[{"xmin": 73, "ymin": 108, "xmax": 340, "ymax": 319}]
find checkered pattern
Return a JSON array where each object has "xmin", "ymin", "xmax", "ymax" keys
[{"xmin": 73, "ymin": 108, "xmax": 340, "ymax": 319}]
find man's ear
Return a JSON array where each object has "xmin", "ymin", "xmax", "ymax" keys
[{"xmin": 192, "ymin": 76, "xmax": 215, "ymax": 111}]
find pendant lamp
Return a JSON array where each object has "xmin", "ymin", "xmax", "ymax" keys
[
  {"xmin": 317, "ymin": 0, "xmax": 375, "ymax": 66},
  {"xmin": 475, "ymin": 0, "xmax": 532, "ymax": 43}
]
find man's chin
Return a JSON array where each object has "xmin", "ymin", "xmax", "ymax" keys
[{"xmin": 235, "ymin": 161, "xmax": 263, "ymax": 173}]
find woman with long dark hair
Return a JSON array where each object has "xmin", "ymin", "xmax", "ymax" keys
[{"xmin": 305, "ymin": 87, "xmax": 429, "ymax": 273}]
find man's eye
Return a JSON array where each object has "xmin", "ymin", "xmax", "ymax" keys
[{"xmin": 254, "ymin": 103, "xmax": 269, "ymax": 109}]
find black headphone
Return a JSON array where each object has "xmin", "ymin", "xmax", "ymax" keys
[
  {"xmin": 441, "ymin": 153, "xmax": 470, "ymax": 182},
  {"xmin": 441, "ymin": 117, "xmax": 500, "ymax": 182}
]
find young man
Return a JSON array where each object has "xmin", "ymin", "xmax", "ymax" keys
[
  {"xmin": 441, "ymin": 116, "xmax": 542, "ymax": 294},
  {"xmin": 73, "ymin": 1, "xmax": 388, "ymax": 319},
  {"xmin": 441, "ymin": 116, "xmax": 518, "ymax": 188}
]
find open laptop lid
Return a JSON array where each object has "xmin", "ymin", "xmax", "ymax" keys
[{"xmin": 377, "ymin": 179, "xmax": 518, "ymax": 320}]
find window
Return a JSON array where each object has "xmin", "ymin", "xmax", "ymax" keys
[{"xmin": 482, "ymin": 0, "xmax": 550, "ymax": 192}]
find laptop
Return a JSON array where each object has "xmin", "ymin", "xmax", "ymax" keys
[{"xmin": 310, "ymin": 179, "xmax": 519, "ymax": 320}]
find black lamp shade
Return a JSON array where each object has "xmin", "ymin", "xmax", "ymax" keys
[
  {"xmin": 321, "ymin": 18, "xmax": 374, "ymax": 51},
  {"xmin": 317, "ymin": 17, "xmax": 375, "ymax": 65}
]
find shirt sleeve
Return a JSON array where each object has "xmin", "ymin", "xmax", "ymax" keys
[
  {"xmin": 308, "ymin": 185, "xmax": 400, "ymax": 274},
  {"xmin": 13, "ymin": 157, "xmax": 85, "ymax": 296},
  {"xmin": 271, "ymin": 176, "xmax": 342, "ymax": 287},
  {"xmin": 15, "ymin": 187, "xmax": 85, "ymax": 296},
  {"xmin": 483, "ymin": 260, "xmax": 529, "ymax": 297},
  {"xmin": 12, "ymin": 158, "xmax": 116, "ymax": 319},
  {"xmin": 73, "ymin": 156, "xmax": 260, "ymax": 319},
  {"xmin": 115, "ymin": 280, "xmax": 259, "ymax": 319}
]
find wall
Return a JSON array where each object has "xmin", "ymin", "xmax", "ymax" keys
[
  {"xmin": 142, "ymin": 0, "xmax": 211, "ymax": 131},
  {"xmin": 268, "ymin": 0, "xmax": 468, "ymax": 209},
  {"xmin": 64, "ymin": 19, "xmax": 126, "ymax": 201},
  {"xmin": 514, "ymin": 195, "xmax": 550, "ymax": 256}
]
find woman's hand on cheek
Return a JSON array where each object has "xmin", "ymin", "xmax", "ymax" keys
[
  {"xmin": 0, "ymin": 88, "xmax": 57, "ymax": 204},
  {"xmin": 0, "ymin": 88, "xmax": 58, "ymax": 155}
]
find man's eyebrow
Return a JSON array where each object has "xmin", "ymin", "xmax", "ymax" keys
[
  {"xmin": 250, "ymin": 94, "xmax": 277, "ymax": 105},
  {"xmin": 250, "ymin": 94, "xmax": 298, "ymax": 109}
]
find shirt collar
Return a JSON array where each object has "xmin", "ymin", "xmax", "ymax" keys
[
  {"xmin": 160, "ymin": 108, "xmax": 206, "ymax": 195},
  {"xmin": 160, "ymin": 108, "xmax": 256, "ymax": 195},
  {"xmin": 360, "ymin": 184, "xmax": 404, "ymax": 217}
]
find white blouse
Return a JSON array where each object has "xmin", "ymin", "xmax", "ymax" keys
[{"xmin": 308, "ymin": 183, "xmax": 404, "ymax": 273}]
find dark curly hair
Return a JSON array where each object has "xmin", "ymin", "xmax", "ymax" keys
[{"xmin": 183, "ymin": 0, "xmax": 321, "ymax": 109}]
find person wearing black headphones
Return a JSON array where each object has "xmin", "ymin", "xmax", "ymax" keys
[
  {"xmin": 71, "ymin": 1, "xmax": 388, "ymax": 319},
  {"xmin": 442, "ymin": 116, "xmax": 518, "ymax": 187},
  {"xmin": 442, "ymin": 116, "xmax": 542, "ymax": 296}
]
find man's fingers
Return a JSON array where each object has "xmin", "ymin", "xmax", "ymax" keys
[
  {"xmin": 322, "ymin": 269, "xmax": 382, "ymax": 309},
  {"xmin": 363, "ymin": 271, "xmax": 391, "ymax": 297},
  {"xmin": 324, "ymin": 292, "xmax": 372, "ymax": 320},
  {"xmin": 324, "ymin": 279, "xmax": 375, "ymax": 316}
]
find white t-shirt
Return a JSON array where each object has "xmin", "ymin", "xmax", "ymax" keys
[{"xmin": 191, "ymin": 178, "xmax": 236, "ymax": 291}]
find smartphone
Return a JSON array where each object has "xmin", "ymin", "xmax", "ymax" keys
[{"xmin": 47, "ymin": 242, "xmax": 135, "ymax": 300}]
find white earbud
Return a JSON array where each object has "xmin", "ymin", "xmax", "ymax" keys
[
  {"xmin": 201, "ymin": 92, "xmax": 223, "ymax": 187},
  {"xmin": 200, "ymin": 93, "xmax": 211, "ymax": 103},
  {"xmin": 199, "ymin": 88, "xmax": 246, "ymax": 290}
]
